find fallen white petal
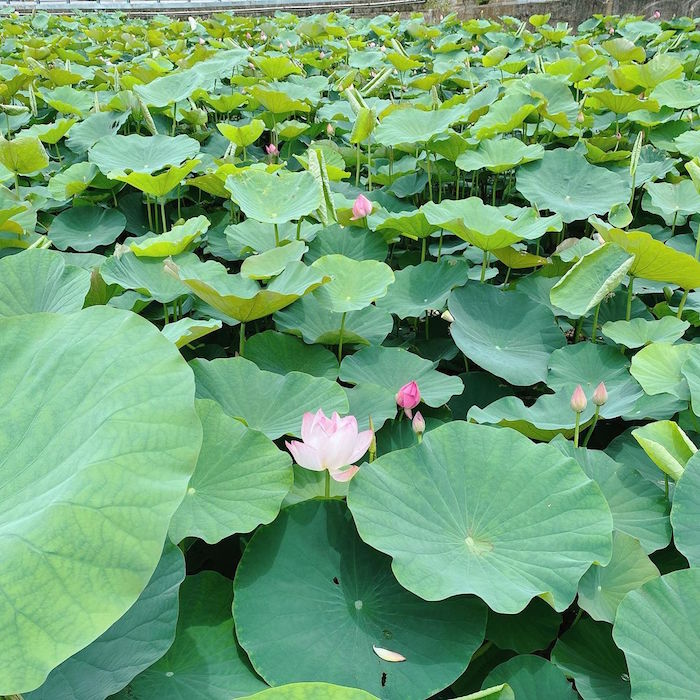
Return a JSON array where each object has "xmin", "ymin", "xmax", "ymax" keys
[{"xmin": 373, "ymin": 645, "xmax": 406, "ymax": 662}]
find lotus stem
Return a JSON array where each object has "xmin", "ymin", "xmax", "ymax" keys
[
  {"xmin": 160, "ymin": 201, "xmax": 167, "ymax": 234},
  {"xmin": 573, "ymin": 411, "xmax": 581, "ymax": 448},
  {"xmin": 677, "ymin": 290, "xmax": 689, "ymax": 319},
  {"xmin": 324, "ymin": 469, "xmax": 331, "ymax": 499},
  {"xmin": 591, "ymin": 303, "xmax": 601, "ymax": 344},
  {"xmin": 625, "ymin": 276, "xmax": 634, "ymax": 321},
  {"xmin": 574, "ymin": 316, "xmax": 584, "ymax": 342},
  {"xmin": 145, "ymin": 195, "xmax": 153, "ymax": 231},
  {"xmin": 480, "ymin": 250, "xmax": 488, "ymax": 282},
  {"xmin": 355, "ymin": 143, "xmax": 360, "ymax": 187},
  {"xmin": 421, "ymin": 238, "xmax": 427, "ymax": 264},
  {"xmin": 163, "ymin": 303, "xmax": 169, "ymax": 325},
  {"xmin": 239, "ymin": 322, "xmax": 246, "ymax": 357},
  {"xmin": 13, "ymin": 172, "xmax": 19, "ymax": 192},
  {"xmin": 337, "ymin": 311, "xmax": 347, "ymax": 362},
  {"xmin": 367, "ymin": 138, "xmax": 372, "ymax": 190},
  {"xmin": 672, "ymin": 210, "xmax": 678, "ymax": 236},
  {"xmin": 273, "ymin": 223, "xmax": 280, "ymax": 247},
  {"xmin": 582, "ymin": 406, "xmax": 599, "ymax": 447},
  {"xmin": 425, "ymin": 147, "xmax": 432, "ymax": 201}
]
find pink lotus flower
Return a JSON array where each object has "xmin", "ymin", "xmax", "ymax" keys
[
  {"xmin": 265, "ymin": 143, "xmax": 279, "ymax": 156},
  {"xmin": 350, "ymin": 194, "xmax": 372, "ymax": 220},
  {"xmin": 653, "ymin": 10, "xmax": 661, "ymax": 19},
  {"xmin": 570, "ymin": 385, "xmax": 587, "ymax": 413},
  {"xmin": 396, "ymin": 381, "xmax": 421, "ymax": 419},
  {"xmin": 286, "ymin": 409, "xmax": 373, "ymax": 482},
  {"xmin": 199, "ymin": 38, "xmax": 205, "ymax": 45},
  {"xmin": 592, "ymin": 382, "xmax": 608, "ymax": 407},
  {"xmin": 326, "ymin": 123, "xmax": 335, "ymax": 135}
]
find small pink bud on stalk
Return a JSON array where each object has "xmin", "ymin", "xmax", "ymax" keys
[
  {"xmin": 199, "ymin": 38, "xmax": 205, "ymax": 45},
  {"xmin": 570, "ymin": 385, "xmax": 587, "ymax": 448},
  {"xmin": 653, "ymin": 10, "xmax": 661, "ymax": 19},
  {"xmin": 592, "ymin": 382, "xmax": 608, "ymax": 407},
  {"xmin": 412, "ymin": 411, "xmax": 425, "ymax": 443},
  {"xmin": 265, "ymin": 143, "xmax": 279, "ymax": 157},
  {"xmin": 583, "ymin": 382, "xmax": 607, "ymax": 448},
  {"xmin": 326, "ymin": 123, "xmax": 335, "ymax": 136},
  {"xmin": 396, "ymin": 381, "xmax": 421, "ymax": 419},
  {"xmin": 350, "ymin": 194, "xmax": 372, "ymax": 220},
  {"xmin": 373, "ymin": 645, "xmax": 406, "ymax": 662}
]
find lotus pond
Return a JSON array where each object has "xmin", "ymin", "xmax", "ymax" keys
[{"xmin": 1, "ymin": 7, "xmax": 700, "ymax": 700}]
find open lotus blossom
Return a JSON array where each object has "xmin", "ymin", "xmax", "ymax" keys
[
  {"xmin": 265, "ymin": 143, "xmax": 279, "ymax": 156},
  {"xmin": 592, "ymin": 381, "xmax": 608, "ymax": 406},
  {"xmin": 570, "ymin": 384, "xmax": 587, "ymax": 413},
  {"xmin": 350, "ymin": 194, "xmax": 372, "ymax": 220},
  {"xmin": 286, "ymin": 409, "xmax": 373, "ymax": 482},
  {"xmin": 396, "ymin": 380, "xmax": 421, "ymax": 419}
]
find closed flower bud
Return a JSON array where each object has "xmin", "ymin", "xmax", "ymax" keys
[
  {"xmin": 412, "ymin": 411, "xmax": 425, "ymax": 441},
  {"xmin": 350, "ymin": 194, "xmax": 372, "ymax": 220},
  {"xmin": 265, "ymin": 143, "xmax": 279, "ymax": 156},
  {"xmin": 570, "ymin": 385, "xmax": 587, "ymax": 413},
  {"xmin": 592, "ymin": 382, "xmax": 608, "ymax": 407},
  {"xmin": 396, "ymin": 381, "xmax": 421, "ymax": 419}
]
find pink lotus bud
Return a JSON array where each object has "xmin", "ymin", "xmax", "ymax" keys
[
  {"xmin": 592, "ymin": 382, "xmax": 608, "ymax": 407},
  {"xmin": 319, "ymin": 51, "xmax": 325, "ymax": 59},
  {"xmin": 326, "ymin": 123, "xmax": 335, "ymax": 135},
  {"xmin": 577, "ymin": 112, "xmax": 585, "ymax": 123},
  {"xmin": 246, "ymin": 32, "xmax": 252, "ymax": 40},
  {"xmin": 369, "ymin": 42, "xmax": 376, "ymax": 48},
  {"xmin": 616, "ymin": 131, "xmax": 621, "ymax": 140},
  {"xmin": 260, "ymin": 32, "xmax": 267, "ymax": 41},
  {"xmin": 570, "ymin": 385, "xmax": 587, "ymax": 414},
  {"xmin": 350, "ymin": 194, "xmax": 372, "ymax": 220},
  {"xmin": 285, "ymin": 409, "xmax": 373, "ymax": 483},
  {"xmin": 380, "ymin": 46, "xmax": 386, "ymax": 52},
  {"xmin": 265, "ymin": 143, "xmax": 279, "ymax": 156},
  {"xmin": 653, "ymin": 10, "xmax": 661, "ymax": 18},
  {"xmin": 248, "ymin": 62, "xmax": 255, "ymax": 69},
  {"xmin": 609, "ymin": 27, "xmax": 615, "ymax": 34},
  {"xmin": 199, "ymin": 38, "xmax": 205, "ymax": 45},
  {"xmin": 412, "ymin": 411, "xmax": 425, "ymax": 438},
  {"xmin": 471, "ymin": 45, "xmax": 480, "ymax": 53},
  {"xmin": 396, "ymin": 381, "xmax": 421, "ymax": 419}
]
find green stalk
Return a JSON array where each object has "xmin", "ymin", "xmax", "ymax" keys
[
  {"xmin": 480, "ymin": 249, "xmax": 488, "ymax": 282},
  {"xmin": 160, "ymin": 201, "xmax": 167, "ymax": 234},
  {"xmin": 239, "ymin": 322, "xmax": 246, "ymax": 357},
  {"xmin": 574, "ymin": 316, "xmax": 584, "ymax": 342},
  {"xmin": 573, "ymin": 411, "xmax": 581, "ymax": 448},
  {"xmin": 355, "ymin": 143, "xmax": 360, "ymax": 186},
  {"xmin": 337, "ymin": 311, "xmax": 347, "ymax": 362},
  {"xmin": 324, "ymin": 470, "xmax": 331, "ymax": 499},
  {"xmin": 367, "ymin": 138, "xmax": 372, "ymax": 190},
  {"xmin": 163, "ymin": 303, "xmax": 169, "ymax": 325},
  {"xmin": 677, "ymin": 290, "xmax": 689, "ymax": 319},
  {"xmin": 425, "ymin": 147, "xmax": 432, "ymax": 201},
  {"xmin": 273, "ymin": 223, "xmax": 280, "ymax": 247},
  {"xmin": 582, "ymin": 406, "xmax": 599, "ymax": 447},
  {"xmin": 421, "ymin": 237, "xmax": 427, "ymax": 264},
  {"xmin": 625, "ymin": 276, "xmax": 635, "ymax": 321},
  {"xmin": 591, "ymin": 302, "xmax": 601, "ymax": 344}
]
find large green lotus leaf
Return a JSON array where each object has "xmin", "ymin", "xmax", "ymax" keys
[
  {"xmin": 114, "ymin": 160, "xmax": 200, "ymax": 198},
  {"xmin": 344, "ymin": 382, "xmax": 397, "ymax": 432},
  {"xmin": 546, "ymin": 343, "xmax": 642, "ymax": 419},
  {"xmin": 169, "ymin": 399, "xmax": 292, "ymax": 545},
  {"xmin": 482, "ymin": 655, "xmax": 577, "ymax": 700},
  {"xmin": 630, "ymin": 342, "xmax": 692, "ymax": 399},
  {"xmin": 375, "ymin": 260, "xmax": 469, "ymax": 318},
  {"xmin": 587, "ymin": 89, "xmax": 659, "ymax": 114},
  {"xmin": 227, "ymin": 219, "xmax": 320, "ymax": 258},
  {"xmin": 651, "ymin": 79, "xmax": 700, "ymax": 109},
  {"xmin": 613, "ymin": 569, "xmax": 700, "ymax": 700},
  {"xmin": 423, "ymin": 198, "xmax": 561, "ymax": 250},
  {"xmin": 311, "ymin": 255, "xmax": 395, "ymax": 313},
  {"xmin": 550, "ymin": 243, "xmax": 634, "ymax": 317},
  {"xmin": 602, "ymin": 317, "xmax": 689, "ymax": 348},
  {"xmin": 306, "ymin": 224, "xmax": 388, "ymax": 263},
  {"xmin": 340, "ymin": 346, "xmax": 463, "ymax": 407},
  {"xmin": 0, "ymin": 306, "xmax": 201, "ymax": 694},
  {"xmin": 598, "ymin": 227, "xmax": 700, "ymax": 290},
  {"xmin": 673, "ymin": 130, "xmax": 700, "ymax": 158},
  {"xmin": 516, "ymin": 149, "xmax": 631, "ymax": 223},
  {"xmin": 609, "ymin": 53, "xmax": 683, "ymax": 90},
  {"xmin": 448, "ymin": 283, "xmax": 566, "ymax": 386},
  {"xmin": 551, "ymin": 619, "xmax": 631, "ymax": 700},
  {"xmin": 134, "ymin": 50, "xmax": 248, "ymax": 107},
  {"xmin": 456, "ymin": 138, "xmax": 544, "ymax": 173},
  {"xmin": 48, "ymin": 162, "xmax": 98, "ymax": 200},
  {"xmin": 472, "ymin": 92, "xmax": 541, "ymax": 139},
  {"xmin": 670, "ymin": 450, "xmax": 700, "ymax": 565},
  {"xmin": 643, "ymin": 180, "xmax": 700, "ymax": 226},
  {"xmin": 40, "ymin": 85, "xmax": 94, "ymax": 115},
  {"xmin": 681, "ymin": 348, "xmax": 700, "ymax": 416},
  {"xmin": 161, "ymin": 317, "xmax": 222, "ymax": 348},
  {"xmin": 65, "ymin": 111, "xmax": 129, "ymax": 154},
  {"xmin": 348, "ymin": 422, "xmax": 613, "ymax": 612},
  {"xmin": 577, "ymin": 532, "xmax": 659, "ymax": 623},
  {"xmin": 631, "ymin": 420, "xmax": 696, "ymax": 481},
  {"xmin": 551, "ymin": 438, "xmax": 671, "ymax": 555},
  {"xmin": 244, "ymin": 330, "xmax": 338, "ymax": 380},
  {"xmin": 167, "ymin": 256, "xmax": 328, "ymax": 322},
  {"xmin": 0, "ymin": 135, "xmax": 49, "ymax": 175},
  {"xmin": 486, "ymin": 598, "xmax": 562, "ymax": 654},
  {"xmin": 373, "ymin": 209, "xmax": 440, "ymax": 240},
  {"xmin": 89, "ymin": 134, "xmax": 200, "ymax": 176},
  {"xmin": 241, "ymin": 240, "xmax": 307, "ymax": 280},
  {"xmin": 234, "ymin": 500, "xmax": 487, "ymax": 699},
  {"xmin": 274, "ymin": 295, "xmax": 394, "ymax": 346},
  {"xmin": 218, "ymin": 119, "xmax": 266, "ymax": 148},
  {"xmin": 131, "ymin": 216, "xmax": 209, "ymax": 258},
  {"xmin": 0, "ymin": 248, "xmax": 90, "ymax": 316},
  {"xmin": 50, "ymin": 205, "xmax": 126, "ymax": 252},
  {"xmin": 191, "ymin": 356, "xmax": 348, "ymax": 439},
  {"xmin": 249, "ymin": 84, "xmax": 311, "ymax": 114},
  {"xmin": 23, "ymin": 118, "xmax": 76, "ymax": 145},
  {"xmin": 242, "ymin": 683, "xmax": 380, "ymax": 699},
  {"xmin": 374, "ymin": 107, "xmax": 455, "ymax": 147},
  {"xmin": 117, "ymin": 571, "xmax": 266, "ymax": 700},
  {"xmin": 25, "ymin": 544, "xmax": 184, "ymax": 700},
  {"xmin": 226, "ymin": 169, "xmax": 322, "ymax": 224},
  {"xmin": 100, "ymin": 250, "xmax": 190, "ymax": 303}
]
